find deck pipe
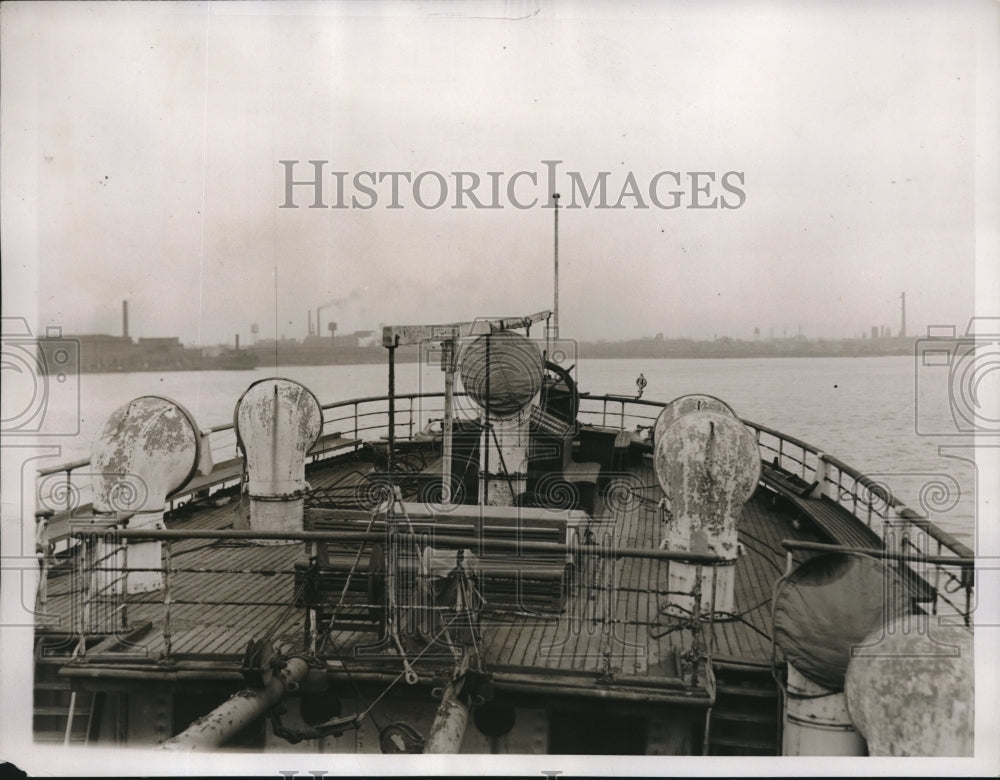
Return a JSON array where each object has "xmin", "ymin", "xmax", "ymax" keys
[
  {"xmin": 107, "ymin": 526, "xmax": 728, "ymax": 564},
  {"xmin": 159, "ymin": 656, "xmax": 310, "ymax": 750},
  {"xmin": 62, "ymin": 664, "xmax": 711, "ymax": 707},
  {"xmin": 424, "ymin": 678, "xmax": 471, "ymax": 753}
]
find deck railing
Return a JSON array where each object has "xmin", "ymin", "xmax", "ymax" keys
[
  {"xmin": 743, "ymin": 419, "xmax": 974, "ymax": 621},
  {"xmin": 62, "ymin": 524, "xmax": 723, "ymax": 687},
  {"xmin": 37, "ymin": 390, "xmax": 974, "ymax": 623}
]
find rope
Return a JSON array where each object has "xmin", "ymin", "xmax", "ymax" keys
[
  {"xmin": 737, "ymin": 538, "xmax": 785, "ymax": 576},
  {"xmin": 317, "ymin": 505, "xmax": 382, "ymax": 655},
  {"xmin": 358, "ymin": 611, "xmax": 465, "ymax": 720},
  {"xmin": 384, "ymin": 488, "xmax": 418, "ymax": 684},
  {"xmin": 738, "ymin": 528, "xmax": 788, "ymax": 560}
]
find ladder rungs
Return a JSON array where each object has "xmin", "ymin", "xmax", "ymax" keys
[
  {"xmin": 710, "ymin": 735, "xmax": 777, "ymax": 750},
  {"xmin": 712, "ymin": 709, "xmax": 774, "ymax": 724},
  {"xmin": 716, "ymin": 684, "xmax": 777, "ymax": 699}
]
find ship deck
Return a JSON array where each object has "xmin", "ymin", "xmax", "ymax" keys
[{"xmin": 38, "ymin": 446, "xmax": 832, "ymax": 700}]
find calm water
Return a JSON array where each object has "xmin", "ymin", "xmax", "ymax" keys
[{"xmin": 37, "ymin": 356, "xmax": 975, "ymax": 544}]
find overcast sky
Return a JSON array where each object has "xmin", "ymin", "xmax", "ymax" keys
[{"xmin": 2, "ymin": 1, "xmax": 997, "ymax": 346}]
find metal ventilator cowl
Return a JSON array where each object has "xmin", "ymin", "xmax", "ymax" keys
[
  {"xmin": 457, "ymin": 331, "xmax": 543, "ymax": 505},
  {"xmin": 651, "ymin": 393, "xmax": 736, "ymax": 448},
  {"xmin": 90, "ymin": 395, "xmax": 202, "ymax": 593},
  {"xmin": 457, "ymin": 330, "xmax": 543, "ymax": 421},
  {"xmin": 234, "ymin": 378, "xmax": 323, "ymax": 537},
  {"xmin": 844, "ymin": 617, "xmax": 973, "ymax": 756},
  {"xmin": 653, "ymin": 407, "xmax": 759, "ymax": 616}
]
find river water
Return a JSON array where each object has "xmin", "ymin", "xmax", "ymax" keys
[{"xmin": 35, "ymin": 355, "xmax": 976, "ymax": 546}]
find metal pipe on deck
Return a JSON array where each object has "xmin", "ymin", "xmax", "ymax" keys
[
  {"xmin": 61, "ymin": 665, "xmax": 712, "ymax": 706},
  {"xmin": 425, "ymin": 678, "xmax": 470, "ymax": 753},
  {"xmin": 159, "ymin": 657, "xmax": 310, "ymax": 751},
  {"xmin": 110, "ymin": 526, "xmax": 728, "ymax": 563}
]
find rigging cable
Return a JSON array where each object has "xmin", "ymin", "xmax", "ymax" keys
[{"xmin": 316, "ymin": 504, "xmax": 382, "ymax": 656}]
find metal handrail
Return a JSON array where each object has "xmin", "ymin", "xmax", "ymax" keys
[
  {"xmin": 37, "ymin": 390, "xmax": 973, "ymax": 566},
  {"xmin": 90, "ymin": 526, "xmax": 729, "ymax": 564},
  {"xmin": 67, "ymin": 524, "xmax": 725, "ymax": 681},
  {"xmin": 743, "ymin": 419, "xmax": 974, "ymax": 559},
  {"xmin": 780, "ymin": 539, "xmax": 975, "ymax": 568}
]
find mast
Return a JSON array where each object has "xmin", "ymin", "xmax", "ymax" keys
[
  {"xmin": 441, "ymin": 339, "xmax": 454, "ymax": 504},
  {"xmin": 552, "ymin": 192, "xmax": 560, "ymax": 339}
]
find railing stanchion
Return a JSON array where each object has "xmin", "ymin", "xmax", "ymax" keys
[
  {"xmin": 932, "ymin": 540, "xmax": 942, "ymax": 616},
  {"xmin": 708, "ymin": 565, "xmax": 718, "ymax": 659},
  {"xmin": 690, "ymin": 563, "xmax": 703, "ymax": 687},
  {"xmin": 121, "ymin": 534, "xmax": 129, "ymax": 629},
  {"xmin": 82, "ymin": 532, "xmax": 94, "ymax": 643},
  {"xmin": 161, "ymin": 540, "xmax": 173, "ymax": 662},
  {"xmin": 35, "ymin": 515, "xmax": 50, "ymax": 617},
  {"xmin": 964, "ymin": 568, "xmax": 972, "ymax": 626}
]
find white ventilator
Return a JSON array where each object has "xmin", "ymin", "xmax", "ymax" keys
[
  {"xmin": 234, "ymin": 378, "xmax": 323, "ymax": 536},
  {"xmin": 845, "ymin": 617, "xmax": 973, "ymax": 756},
  {"xmin": 653, "ymin": 408, "xmax": 759, "ymax": 616},
  {"xmin": 90, "ymin": 395, "xmax": 202, "ymax": 593},
  {"xmin": 652, "ymin": 393, "xmax": 736, "ymax": 447}
]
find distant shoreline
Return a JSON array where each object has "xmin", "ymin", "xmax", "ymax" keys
[
  {"xmin": 48, "ymin": 337, "xmax": 919, "ymax": 373},
  {"xmin": 573, "ymin": 337, "xmax": 917, "ymax": 361}
]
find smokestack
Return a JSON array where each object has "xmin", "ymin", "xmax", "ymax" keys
[
  {"xmin": 235, "ymin": 334, "xmax": 240, "ymax": 349},
  {"xmin": 307, "ymin": 310, "xmax": 313, "ymax": 337},
  {"xmin": 122, "ymin": 300, "xmax": 129, "ymax": 339}
]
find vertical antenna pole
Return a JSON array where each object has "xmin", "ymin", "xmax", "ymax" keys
[
  {"xmin": 441, "ymin": 339, "xmax": 454, "ymax": 504},
  {"xmin": 482, "ymin": 334, "xmax": 491, "ymax": 513},
  {"xmin": 553, "ymin": 192, "xmax": 560, "ymax": 339},
  {"xmin": 273, "ymin": 265, "xmax": 279, "ymax": 370},
  {"xmin": 387, "ymin": 341, "xmax": 396, "ymax": 481}
]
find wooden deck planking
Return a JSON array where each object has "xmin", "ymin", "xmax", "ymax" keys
[
  {"xmin": 530, "ymin": 611, "xmax": 562, "ymax": 669},
  {"xmin": 479, "ymin": 616, "xmax": 511, "ymax": 665},
  {"xmin": 514, "ymin": 616, "xmax": 542, "ymax": 669},
  {"xmin": 611, "ymin": 489, "xmax": 638, "ymax": 673},
  {"xmin": 506, "ymin": 611, "xmax": 544, "ymax": 668},
  {"xmin": 41, "ymin": 448, "xmax": 843, "ymax": 685},
  {"xmin": 520, "ymin": 614, "xmax": 557, "ymax": 669},
  {"xmin": 613, "ymin": 561, "xmax": 630, "ymax": 673}
]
